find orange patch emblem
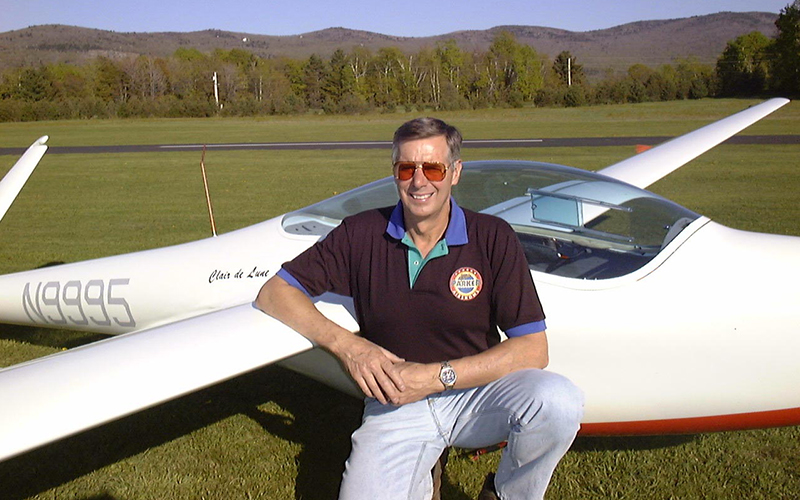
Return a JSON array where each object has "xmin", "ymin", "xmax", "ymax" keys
[{"xmin": 449, "ymin": 267, "xmax": 483, "ymax": 301}]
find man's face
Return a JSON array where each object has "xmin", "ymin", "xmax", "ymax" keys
[{"xmin": 394, "ymin": 135, "xmax": 462, "ymax": 224}]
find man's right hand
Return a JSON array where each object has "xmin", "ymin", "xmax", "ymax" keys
[{"xmin": 329, "ymin": 334, "xmax": 406, "ymax": 405}]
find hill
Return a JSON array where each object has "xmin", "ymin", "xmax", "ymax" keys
[{"xmin": 0, "ymin": 12, "xmax": 779, "ymax": 78}]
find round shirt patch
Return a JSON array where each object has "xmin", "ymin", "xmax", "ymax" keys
[{"xmin": 449, "ymin": 267, "xmax": 483, "ymax": 301}]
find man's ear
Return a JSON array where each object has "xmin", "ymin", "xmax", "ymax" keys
[{"xmin": 451, "ymin": 160, "xmax": 463, "ymax": 185}]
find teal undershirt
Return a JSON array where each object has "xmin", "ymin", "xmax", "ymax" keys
[{"xmin": 401, "ymin": 233, "xmax": 450, "ymax": 288}]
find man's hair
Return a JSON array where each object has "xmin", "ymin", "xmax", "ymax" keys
[{"xmin": 391, "ymin": 117, "xmax": 462, "ymax": 164}]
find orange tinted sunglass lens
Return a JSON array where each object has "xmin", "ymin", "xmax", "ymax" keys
[
  {"xmin": 394, "ymin": 161, "xmax": 447, "ymax": 181},
  {"xmin": 395, "ymin": 161, "xmax": 417, "ymax": 180},
  {"xmin": 422, "ymin": 162, "xmax": 447, "ymax": 181}
]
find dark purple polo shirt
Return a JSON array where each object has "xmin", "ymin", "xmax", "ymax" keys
[{"xmin": 279, "ymin": 199, "xmax": 546, "ymax": 363}]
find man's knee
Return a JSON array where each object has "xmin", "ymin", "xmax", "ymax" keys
[{"xmin": 510, "ymin": 369, "xmax": 584, "ymax": 432}]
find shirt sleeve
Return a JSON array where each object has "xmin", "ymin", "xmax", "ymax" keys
[
  {"xmin": 489, "ymin": 220, "xmax": 546, "ymax": 336},
  {"xmin": 280, "ymin": 219, "xmax": 353, "ymax": 298}
]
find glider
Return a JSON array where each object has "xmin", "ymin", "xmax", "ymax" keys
[{"xmin": 0, "ymin": 98, "xmax": 796, "ymax": 463}]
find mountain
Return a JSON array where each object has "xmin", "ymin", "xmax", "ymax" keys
[{"xmin": 0, "ymin": 12, "xmax": 778, "ymax": 77}]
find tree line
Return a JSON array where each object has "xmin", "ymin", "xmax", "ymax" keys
[
  {"xmin": 716, "ymin": 1, "xmax": 800, "ymax": 97},
  {"xmin": 1, "ymin": 2, "xmax": 798, "ymax": 122}
]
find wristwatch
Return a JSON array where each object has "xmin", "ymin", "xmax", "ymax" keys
[{"xmin": 439, "ymin": 361, "xmax": 457, "ymax": 390}]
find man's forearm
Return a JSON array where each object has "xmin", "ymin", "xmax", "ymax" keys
[
  {"xmin": 392, "ymin": 332, "xmax": 549, "ymax": 405},
  {"xmin": 444, "ymin": 332, "xmax": 549, "ymax": 391},
  {"xmin": 255, "ymin": 275, "xmax": 353, "ymax": 351}
]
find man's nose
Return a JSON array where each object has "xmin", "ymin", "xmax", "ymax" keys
[{"xmin": 412, "ymin": 166, "xmax": 429, "ymax": 185}]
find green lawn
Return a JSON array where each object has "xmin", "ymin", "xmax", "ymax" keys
[
  {"xmin": 1, "ymin": 99, "xmax": 799, "ymax": 499},
  {"xmin": 1, "ymin": 98, "xmax": 798, "ymax": 149}
]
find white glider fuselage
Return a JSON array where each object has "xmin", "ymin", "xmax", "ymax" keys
[{"xmin": 541, "ymin": 219, "xmax": 800, "ymax": 433}]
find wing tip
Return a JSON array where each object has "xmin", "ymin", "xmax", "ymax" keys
[{"xmin": 762, "ymin": 97, "xmax": 790, "ymax": 110}]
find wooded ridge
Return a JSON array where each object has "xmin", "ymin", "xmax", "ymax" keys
[{"xmin": 0, "ymin": 12, "xmax": 778, "ymax": 77}]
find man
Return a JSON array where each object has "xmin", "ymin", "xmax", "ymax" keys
[{"xmin": 256, "ymin": 118, "xmax": 583, "ymax": 499}]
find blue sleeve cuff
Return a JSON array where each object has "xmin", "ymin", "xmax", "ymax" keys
[
  {"xmin": 277, "ymin": 268, "xmax": 312, "ymax": 298},
  {"xmin": 505, "ymin": 320, "xmax": 547, "ymax": 338}
]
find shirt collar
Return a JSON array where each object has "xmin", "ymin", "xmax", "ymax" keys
[{"xmin": 386, "ymin": 197, "xmax": 468, "ymax": 246}]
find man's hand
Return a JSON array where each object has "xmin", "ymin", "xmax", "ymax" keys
[
  {"xmin": 391, "ymin": 362, "xmax": 440, "ymax": 406},
  {"xmin": 330, "ymin": 334, "xmax": 407, "ymax": 405}
]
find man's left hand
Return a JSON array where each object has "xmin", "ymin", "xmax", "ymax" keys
[{"xmin": 391, "ymin": 362, "xmax": 440, "ymax": 405}]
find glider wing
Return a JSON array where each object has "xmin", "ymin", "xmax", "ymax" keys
[
  {"xmin": 0, "ymin": 136, "xmax": 48, "ymax": 224},
  {"xmin": 0, "ymin": 299, "xmax": 356, "ymax": 461},
  {"xmin": 598, "ymin": 98, "xmax": 789, "ymax": 189}
]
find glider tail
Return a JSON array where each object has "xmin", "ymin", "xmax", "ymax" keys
[
  {"xmin": 598, "ymin": 98, "xmax": 790, "ymax": 190},
  {"xmin": 0, "ymin": 136, "xmax": 49, "ymax": 224}
]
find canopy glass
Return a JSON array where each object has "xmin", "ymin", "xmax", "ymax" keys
[{"xmin": 282, "ymin": 161, "xmax": 700, "ymax": 279}]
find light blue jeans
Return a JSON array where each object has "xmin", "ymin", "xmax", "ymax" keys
[{"xmin": 338, "ymin": 369, "xmax": 584, "ymax": 500}]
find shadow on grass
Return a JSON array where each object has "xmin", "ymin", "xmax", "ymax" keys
[
  {"xmin": 243, "ymin": 371, "xmax": 471, "ymax": 500},
  {"xmin": 237, "ymin": 370, "xmax": 362, "ymax": 500},
  {"xmin": 572, "ymin": 434, "xmax": 696, "ymax": 452},
  {"xmin": 0, "ymin": 364, "xmax": 360, "ymax": 500}
]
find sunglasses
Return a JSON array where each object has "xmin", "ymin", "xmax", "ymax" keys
[{"xmin": 393, "ymin": 161, "xmax": 450, "ymax": 182}]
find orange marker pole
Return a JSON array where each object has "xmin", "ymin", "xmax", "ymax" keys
[{"xmin": 200, "ymin": 145, "xmax": 218, "ymax": 237}]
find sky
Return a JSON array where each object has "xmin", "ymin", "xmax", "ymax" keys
[{"xmin": 0, "ymin": 0, "xmax": 791, "ymax": 37}]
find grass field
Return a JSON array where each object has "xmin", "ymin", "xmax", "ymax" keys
[
  {"xmin": 1, "ymin": 98, "xmax": 799, "ymax": 149},
  {"xmin": 1, "ymin": 99, "xmax": 799, "ymax": 499}
]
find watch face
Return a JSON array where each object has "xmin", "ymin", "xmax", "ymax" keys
[{"xmin": 440, "ymin": 367, "xmax": 457, "ymax": 386}]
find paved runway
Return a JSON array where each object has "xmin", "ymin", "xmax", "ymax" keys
[{"xmin": 1, "ymin": 135, "xmax": 798, "ymax": 156}]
